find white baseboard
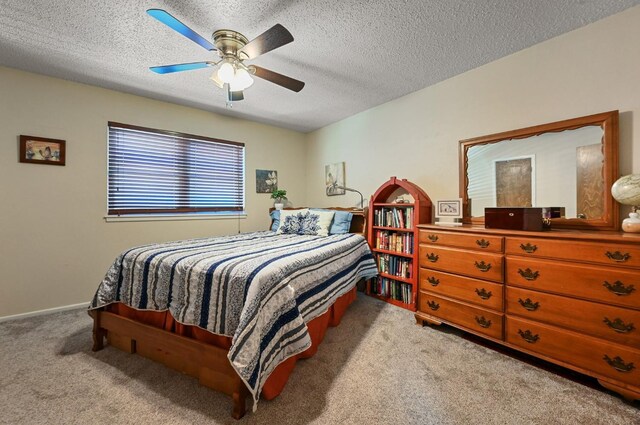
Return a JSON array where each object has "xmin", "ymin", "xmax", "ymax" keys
[{"xmin": 0, "ymin": 302, "xmax": 88, "ymax": 323}]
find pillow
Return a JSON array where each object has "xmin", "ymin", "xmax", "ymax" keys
[
  {"xmin": 270, "ymin": 210, "xmax": 280, "ymax": 231},
  {"xmin": 276, "ymin": 209, "xmax": 335, "ymax": 236},
  {"xmin": 310, "ymin": 209, "xmax": 353, "ymax": 234},
  {"xmin": 276, "ymin": 209, "xmax": 308, "ymax": 235},
  {"xmin": 304, "ymin": 209, "xmax": 335, "ymax": 236}
]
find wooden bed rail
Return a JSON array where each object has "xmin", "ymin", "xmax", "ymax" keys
[{"xmin": 89, "ymin": 309, "xmax": 249, "ymax": 419}]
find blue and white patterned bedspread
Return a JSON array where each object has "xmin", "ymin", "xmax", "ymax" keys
[{"xmin": 89, "ymin": 231, "xmax": 377, "ymax": 407}]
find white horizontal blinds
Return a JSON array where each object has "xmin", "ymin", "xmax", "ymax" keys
[{"xmin": 108, "ymin": 122, "xmax": 245, "ymax": 215}]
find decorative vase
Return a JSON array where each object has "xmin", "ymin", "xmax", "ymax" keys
[
  {"xmin": 612, "ymin": 174, "xmax": 640, "ymax": 206},
  {"xmin": 621, "ymin": 212, "xmax": 640, "ymax": 233},
  {"xmin": 274, "ymin": 203, "xmax": 284, "ymax": 210}
]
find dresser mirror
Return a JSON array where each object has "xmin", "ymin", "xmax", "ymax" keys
[{"xmin": 459, "ymin": 110, "xmax": 619, "ymax": 231}]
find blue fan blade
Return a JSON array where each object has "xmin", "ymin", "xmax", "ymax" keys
[
  {"xmin": 150, "ymin": 62, "xmax": 211, "ymax": 74},
  {"xmin": 147, "ymin": 9, "xmax": 215, "ymax": 51}
]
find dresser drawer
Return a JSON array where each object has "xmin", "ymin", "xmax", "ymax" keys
[
  {"xmin": 419, "ymin": 230, "xmax": 503, "ymax": 253},
  {"xmin": 419, "ymin": 245, "xmax": 503, "ymax": 282},
  {"xmin": 419, "ymin": 293, "xmax": 503, "ymax": 339},
  {"xmin": 506, "ymin": 287, "xmax": 640, "ymax": 346},
  {"xmin": 506, "ymin": 316, "xmax": 640, "ymax": 387},
  {"xmin": 505, "ymin": 237, "xmax": 640, "ymax": 268},
  {"xmin": 419, "ymin": 269, "xmax": 503, "ymax": 310},
  {"xmin": 506, "ymin": 256, "xmax": 640, "ymax": 310}
]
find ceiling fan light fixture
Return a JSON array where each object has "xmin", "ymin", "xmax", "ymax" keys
[
  {"xmin": 209, "ymin": 71, "xmax": 224, "ymax": 89},
  {"xmin": 229, "ymin": 78, "xmax": 243, "ymax": 92},
  {"xmin": 147, "ymin": 9, "xmax": 305, "ymax": 101},
  {"xmin": 217, "ymin": 61, "xmax": 236, "ymax": 83},
  {"xmin": 233, "ymin": 68, "xmax": 254, "ymax": 90}
]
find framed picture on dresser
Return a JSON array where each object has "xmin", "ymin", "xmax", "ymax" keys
[{"xmin": 435, "ymin": 199, "xmax": 462, "ymax": 218}]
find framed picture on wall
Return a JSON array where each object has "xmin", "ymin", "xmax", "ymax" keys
[
  {"xmin": 256, "ymin": 169, "xmax": 278, "ymax": 193},
  {"xmin": 19, "ymin": 135, "xmax": 66, "ymax": 166},
  {"xmin": 325, "ymin": 162, "xmax": 345, "ymax": 196}
]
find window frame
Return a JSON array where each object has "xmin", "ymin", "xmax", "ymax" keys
[{"xmin": 106, "ymin": 121, "xmax": 245, "ymax": 217}]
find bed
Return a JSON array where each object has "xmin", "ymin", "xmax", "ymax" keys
[{"xmin": 88, "ymin": 208, "xmax": 377, "ymax": 418}]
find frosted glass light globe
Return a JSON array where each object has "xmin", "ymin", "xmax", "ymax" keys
[
  {"xmin": 611, "ymin": 174, "xmax": 640, "ymax": 206},
  {"xmin": 217, "ymin": 62, "xmax": 235, "ymax": 83},
  {"xmin": 234, "ymin": 68, "xmax": 254, "ymax": 90}
]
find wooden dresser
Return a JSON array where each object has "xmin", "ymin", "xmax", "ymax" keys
[{"xmin": 416, "ymin": 224, "xmax": 640, "ymax": 400}]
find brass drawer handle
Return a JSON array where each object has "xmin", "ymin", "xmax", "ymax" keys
[
  {"xmin": 474, "ymin": 260, "xmax": 492, "ymax": 272},
  {"xmin": 605, "ymin": 251, "xmax": 631, "ymax": 263},
  {"xmin": 603, "ymin": 317, "xmax": 635, "ymax": 334},
  {"xmin": 603, "ymin": 355, "xmax": 635, "ymax": 373},
  {"xmin": 475, "ymin": 316, "xmax": 492, "ymax": 328},
  {"xmin": 518, "ymin": 298, "xmax": 540, "ymax": 311},
  {"xmin": 426, "ymin": 253, "xmax": 439, "ymax": 262},
  {"xmin": 427, "ymin": 276, "xmax": 440, "ymax": 286},
  {"xmin": 517, "ymin": 268, "xmax": 540, "ymax": 281},
  {"xmin": 518, "ymin": 329, "xmax": 539, "ymax": 343},
  {"xmin": 427, "ymin": 234, "xmax": 439, "ymax": 242},
  {"xmin": 520, "ymin": 243, "xmax": 538, "ymax": 253},
  {"xmin": 603, "ymin": 280, "xmax": 636, "ymax": 296},
  {"xmin": 476, "ymin": 239, "xmax": 490, "ymax": 248},
  {"xmin": 475, "ymin": 288, "xmax": 492, "ymax": 300},
  {"xmin": 427, "ymin": 300, "xmax": 440, "ymax": 311}
]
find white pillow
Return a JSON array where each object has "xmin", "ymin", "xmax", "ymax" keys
[
  {"xmin": 276, "ymin": 209, "xmax": 335, "ymax": 236},
  {"xmin": 308, "ymin": 209, "xmax": 335, "ymax": 236}
]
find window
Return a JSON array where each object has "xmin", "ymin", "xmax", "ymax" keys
[{"xmin": 107, "ymin": 122, "xmax": 245, "ymax": 216}]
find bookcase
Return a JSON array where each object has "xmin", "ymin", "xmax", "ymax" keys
[{"xmin": 366, "ymin": 177, "xmax": 432, "ymax": 311}]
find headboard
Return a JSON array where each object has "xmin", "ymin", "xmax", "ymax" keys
[{"xmin": 269, "ymin": 207, "xmax": 368, "ymax": 236}]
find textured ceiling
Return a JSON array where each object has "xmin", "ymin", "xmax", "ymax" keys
[{"xmin": 1, "ymin": 1, "xmax": 638, "ymax": 133}]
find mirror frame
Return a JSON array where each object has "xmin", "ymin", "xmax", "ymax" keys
[{"xmin": 459, "ymin": 110, "xmax": 619, "ymax": 231}]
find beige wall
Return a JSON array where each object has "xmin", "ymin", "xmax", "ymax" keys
[
  {"xmin": 4, "ymin": 6, "xmax": 640, "ymax": 318},
  {"xmin": 305, "ymin": 6, "xmax": 640, "ymax": 216},
  {"xmin": 0, "ymin": 67, "xmax": 306, "ymax": 317}
]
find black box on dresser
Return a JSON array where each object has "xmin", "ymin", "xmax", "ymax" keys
[{"xmin": 485, "ymin": 207, "xmax": 544, "ymax": 231}]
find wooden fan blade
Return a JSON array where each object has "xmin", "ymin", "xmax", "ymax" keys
[
  {"xmin": 147, "ymin": 9, "xmax": 216, "ymax": 51},
  {"xmin": 240, "ymin": 24, "xmax": 293, "ymax": 59},
  {"xmin": 150, "ymin": 62, "xmax": 213, "ymax": 74},
  {"xmin": 251, "ymin": 66, "xmax": 305, "ymax": 92}
]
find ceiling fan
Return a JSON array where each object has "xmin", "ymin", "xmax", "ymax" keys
[{"xmin": 146, "ymin": 9, "xmax": 305, "ymax": 102}]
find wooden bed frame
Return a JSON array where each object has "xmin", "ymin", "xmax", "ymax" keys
[{"xmin": 90, "ymin": 208, "xmax": 367, "ymax": 419}]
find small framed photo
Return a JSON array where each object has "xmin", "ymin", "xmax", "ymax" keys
[
  {"xmin": 435, "ymin": 199, "xmax": 463, "ymax": 218},
  {"xmin": 19, "ymin": 135, "xmax": 66, "ymax": 166}
]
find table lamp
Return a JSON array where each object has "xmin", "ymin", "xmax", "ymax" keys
[{"xmin": 611, "ymin": 174, "xmax": 640, "ymax": 232}]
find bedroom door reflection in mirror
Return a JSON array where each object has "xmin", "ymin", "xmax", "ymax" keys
[{"xmin": 460, "ymin": 110, "xmax": 619, "ymax": 231}]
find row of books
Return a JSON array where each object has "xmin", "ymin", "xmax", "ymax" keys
[
  {"xmin": 375, "ymin": 230, "xmax": 414, "ymax": 254},
  {"xmin": 376, "ymin": 253, "xmax": 412, "ymax": 278},
  {"xmin": 373, "ymin": 207, "xmax": 414, "ymax": 229},
  {"xmin": 371, "ymin": 277, "xmax": 413, "ymax": 304}
]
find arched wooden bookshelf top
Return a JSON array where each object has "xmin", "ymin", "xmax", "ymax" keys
[{"xmin": 370, "ymin": 177, "xmax": 431, "ymax": 206}]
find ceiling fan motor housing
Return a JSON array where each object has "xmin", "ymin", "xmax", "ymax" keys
[{"xmin": 213, "ymin": 30, "xmax": 249, "ymax": 60}]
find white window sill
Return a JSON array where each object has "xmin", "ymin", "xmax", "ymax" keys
[{"xmin": 104, "ymin": 212, "xmax": 247, "ymax": 223}]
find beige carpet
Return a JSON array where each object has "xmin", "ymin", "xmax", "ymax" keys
[{"xmin": 1, "ymin": 294, "xmax": 638, "ymax": 425}]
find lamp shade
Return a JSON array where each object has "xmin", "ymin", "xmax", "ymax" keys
[
  {"xmin": 229, "ymin": 68, "xmax": 254, "ymax": 91},
  {"xmin": 209, "ymin": 72, "xmax": 224, "ymax": 89},
  {"xmin": 611, "ymin": 174, "xmax": 640, "ymax": 206},
  {"xmin": 217, "ymin": 62, "xmax": 235, "ymax": 83}
]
